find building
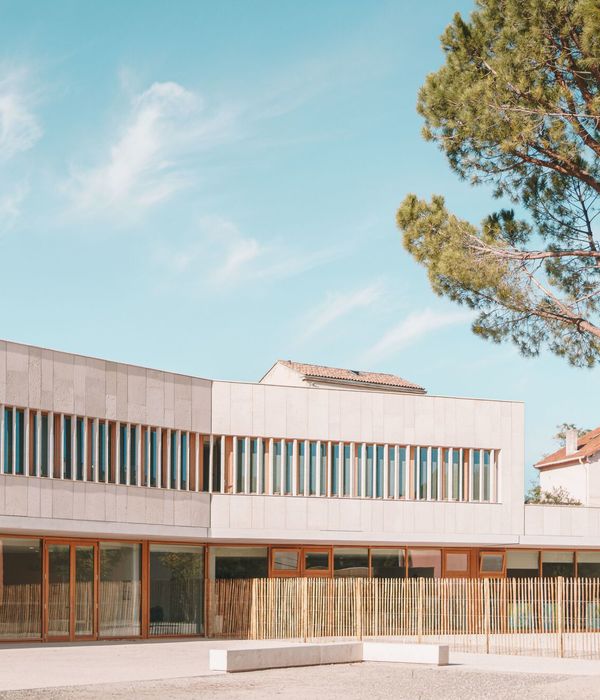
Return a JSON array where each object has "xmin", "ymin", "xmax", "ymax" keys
[
  {"xmin": 535, "ymin": 427, "xmax": 600, "ymax": 506},
  {"xmin": 0, "ymin": 339, "xmax": 599, "ymax": 643}
]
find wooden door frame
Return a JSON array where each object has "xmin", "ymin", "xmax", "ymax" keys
[
  {"xmin": 43, "ymin": 539, "xmax": 98, "ymax": 642},
  {"xmin": 442, "ymin": 548, "xmax": 472, "ymax": 578}
]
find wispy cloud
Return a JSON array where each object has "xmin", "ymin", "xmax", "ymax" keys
[
  {"xmin": 299, "ymin": 282, "xmax": 384, "ymax": 340},
  {"xmin": 64, "ymin": 81, "xmax": 238, "ymax": 219},
  {"xmin": 157, "ymin": 215, "xmax": 342, "ymax": 291},
  {"xmin": 0, "ymin": 182, "xmax": 28, "ymax": 234},
  {"xmin": 363, "ymin": 308, "xmax": 473, "ymax": 363},
  {"xmin": 0, "ymin": 68, "xmax": 42, "ymax": 160}
]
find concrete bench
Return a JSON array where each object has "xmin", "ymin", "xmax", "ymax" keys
[
  {"xmin": 209, "ymin": 641, "xmax": 448, "ymax": 673},
  {"xmin": 363, "ymin": 641, "xmax": 449, "ymax": 666}
]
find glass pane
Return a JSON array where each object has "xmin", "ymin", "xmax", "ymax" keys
[
  {"xmin": 304, "ymin": 551, "xmax": 329, "ymax": 572},
  {"xmin": 481, "ymin": 553, "xmax": 504, "ymax": 573},
  {"xmin": 408, "ymin": 549, "xmax": 441, "ymax": 578},
  {"xmin": 99, "ymin": 543, "xmax": 141, "ymax": 637},
  {"xmin": 372, "ymin": 549, "xmax": 405, "ymax": 578},
  {"xmin": 472, "ymin": 450, "xmax": 480, "ymax": 501},
  {"xmin": 48, "ymin": 544, "xmax": 70, "ymax": 638},
  {"xmin": 398, "ymin": 447, "xmax": 406, "ymax": 498},
  {"xmin": 542, "ymin": 551, "xmax": 574, "ymax": 578},
  {"xmin": 506, "ymin": 550, "xmax": 539, "ymax": 578},
  {"xmin": 366, "ymin": 445, "xmax": 374, "ymax": 498},
  {"xmin": 150, "ymin": 544, "xmax": 204, "ymax": 636},
  {"xmin": 0, "ymin": 538, "xmax": 41, "ymax": 639},
  {"xmin": 75, "ymin": 546, "xmax": 94, "ymax": 636},
  {"xmin": 333, "ymin": 548, "xmax": 369, "ymax": 578},
  {"xmin": 209, "ymin": 546, "xmax": 268, "ymax": 579},
  {"xmin": 309, "ymin": 443, "xmax": 317, "ymax": 496},
  {"xmin": 273, "ymin": 550, "xmax": 299, "ymax": 572},
  {"xmin": 445, "ymin": 552, "xmax": 469, "ymax": 573},
  {"xmin": 431, "ymin": 448, "xmax": 438, "ymax": 500},
  {"xmin": 419, "ymin": 448, "xmax": 428, "ymax": 499},
  {"xmin": 578, "ymin": 551, "xmax": 600, "ymax": 578}
]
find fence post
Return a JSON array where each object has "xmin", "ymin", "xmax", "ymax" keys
[
  {"xmin": 418, "ymin": 578, "xmax": 424, "ymax": 643},
  {"xmin": 483, "ymin": 578, "xmax": 490, "ymax": 654},
  {"xmin": 557, "ymin": 576, "xmax": 564, "ymax": 658},
  {"xmin": 301, "ymin": 578, "xmax": 308, "ymax": 643},
  {"xmin": 354, "ymin": 578, "xmax": 363, "ymax": 641}
]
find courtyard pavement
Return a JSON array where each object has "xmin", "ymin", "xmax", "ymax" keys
[{"xmin": 1, "ymin": 640, "xmax": 600, "ymax": 698}]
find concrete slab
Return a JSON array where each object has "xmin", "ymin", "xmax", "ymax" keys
[
  {"xmin": 209, "ymin": 642, "xmax": 363, "ymax": 672},
  {"xmin": 363, "ymin": 641, "xmax": 449, "ymax": 666}
]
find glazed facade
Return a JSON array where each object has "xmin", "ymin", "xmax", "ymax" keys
[{"xmin": 0, "ymin": 340, "xmax": 597, "ymax": 642}]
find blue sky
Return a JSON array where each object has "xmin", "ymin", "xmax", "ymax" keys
[{"xmin": 0, "ymin": 0, "xmax": 597, "ymax": 487}]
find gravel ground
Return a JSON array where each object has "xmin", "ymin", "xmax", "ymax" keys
[{"xmin": 0, "ymin": 662, "xmax": 598, "ymax": 700}]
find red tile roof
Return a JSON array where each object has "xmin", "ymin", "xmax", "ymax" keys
[
  {"xmin": 277, "ymin": 360, "xmax": 426, "ymax": 394},
  {"xmin": 535, "ymin": 426, "xmax": 600, "ymax": 469}
]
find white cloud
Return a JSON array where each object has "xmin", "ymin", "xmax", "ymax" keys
[
  {"xmin": 157, "ymin": 215, "xmax": 343, "ymax": 291},
  {"xmin": 64, "ymin": 81, "xmax": 237, "ymax": 218},
  {"xmin": 0, "ymin": 182, "xmax": 28, "ymax": 234},
  {"xmin": 0, "ymin": 69, "xmax": 42, "ymax": 160},
  {"xmin": 300, "ymin": 282, "xmax": 384, "ymax": 340},
  {"xmin": 363, "ymin": 308, "xmax": 473, "ymax": 363}
]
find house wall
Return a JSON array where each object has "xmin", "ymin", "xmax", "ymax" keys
[
  {"xmin": 0, "ymin": 340, "xmax": 212, "ymax": 432},
  {"xmin": 539, "ymin": 463, "xmax": 588, "ymax": 504}
]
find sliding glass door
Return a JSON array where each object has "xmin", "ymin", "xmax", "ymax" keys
[{"xmin": 46, "ymin": 541, "xmax": 96, "ymax": 640}]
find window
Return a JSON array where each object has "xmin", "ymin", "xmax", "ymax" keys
[
  {"xmin": 506, "ymin": 550, "xmax": 539, "ymax": 578},
  {"xmin": 250, "ymin": 439, "xmax": 258, "ymax": 493},
  {"xmin": 418, "ymin": 447, "xmax": 428, "ymax": 500},
  {"xmin": 236, "ymin": 438, "xmax": 245, "ymax": 492},
  {"xmin": 40, "ymin": 414, "xmax": 49, "ymax": 477},
  {"xmin": 577, "ymin": 551, "xmax": 600, "ymax": 578},
  {"xmin": 388, "ymin": 446, "xmax": 395, "ymax": 499},
  {"xmin": 319, "ymin": 442, "xmax": 326, "ymax": 496},
  {"xmin": 541, "ymin": 551, "xmax": 574, "ymax": 578},
  {"xmin": 273, "ymin": 441, "xmax": 282, "ymax": 494},
  {"xmin": 444, "ymin": 551, "xmax": 469, "ymax": 577},
  {"xmin": 0, "ymin": 538, "xmax": 41, "ymax": 639},
  {"xmin": 272, "ymin": 549, "xmax": 300, "ymax": 574},
  {"xmin": 130, "ymin": 426, "xmax": 138, "ymax": 486},
  {"xmin": 482, "ymin": 450, "xmax": 491, "ymax": 501},
  {"xmin": 309, "ymin": 442, "xmax": 317, "ymax": 496},
  {"xmin": 452, "ymin": 449, "xmax": 460, "ymax": 500},
  {"xmin": 398, "ymin": 447, "xmax": 407, "ymax": 498},
  {"xmin": 333, "ymin": 548, "xmax": 369, "ymax": 578},
  {"xmin": 480, "ymin": 552, "xmax": 504, "ymax": 575},
  {"xmin": 372, "ymin": 549, "xmax": 405, "ymax": 578},
  {"xmin": 212, "ymin": 437, "xmax": 222, "ymax": 492},
  {"xmin": 431, "ymin": 448, "xmax": 439, "ymax": 500},
  {"xmin": 472, "ymin": 450, "xmax": 480, "ymax": 501},
  {"xmin": 149, "ymin": 429, "xmax": 157, "ymax": 487},
  {"xmin": 285, "ymin": 441, "xmax": 293, "ymax": 495},
  {"xmin": 98, "ymin": 422, "xmax": 106, "ymax": 482},
  {"xmin": 297, "ymin": 442, "xmax": 305, "ymax": 495},
  {"xmin": 408, "ymin": 549, "xmax": 441, "ymax": 578},
  {"xmin": 3, "ymin": 407, "xmax": 13, "ymax": 473},
  {"xmin": 366, "ymin": 445, "xmax": 374, "ymax": 498},
  {"xmin": 15, "ymin": 409, "xmax": 24, "ymax": 475},
  {"xmin": 63, "ymin": 416, "xmax": 72, "ymax": 479},
  {"xmin": 331, "ymin": 443, "xmax": 340, "ymax": 496},
  {"xmin": 149, "ymin": 544, "xmax": 204, "ymax": 636},
  {"xmin": 209, "ymin": 546, "xmax": 268, "ymax": 579},
  {"xmin": 179, "ymin": 432, "xmax": 187, "ymax": 490},
  {"xmin": 343, "ymin": 444, "xmax": 352, "ymax": 496},
  {"xmin": 170, "ymin": 431, "xmax": 177, "ymax": 489},
  {"xmin": 76, "ymin": 417, "xmax": 84, "ymax": 480},
  {"xmin": 99, "ymin": 543, "xmax": 141, "ymax": 637},
  {"xmin": 375, "ymin": 445, "xmax": 384, "ymax": 498},
  {"xmin": 304, "ymin": 550, "xmax": 330, "ymax": 574}
]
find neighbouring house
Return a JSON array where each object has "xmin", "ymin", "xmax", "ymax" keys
[
  {"xmin": 0, "ymin": 339, "xmax": 598, "ymax": 644},
  {"xmin": 535, "ymin": 427, "xmax": 600, "ymax": 506}
]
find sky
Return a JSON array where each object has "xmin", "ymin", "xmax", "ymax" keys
[{"xmin": 0, "ymin": 0, "xmax": 598, "ymax": 488}]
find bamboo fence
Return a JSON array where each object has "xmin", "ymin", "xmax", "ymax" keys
[{"xmin": 207, "ymin": 577, "xmax": 600, "ymax": 659}]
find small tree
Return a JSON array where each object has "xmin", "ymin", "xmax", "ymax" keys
[
  {"xmin": 525, "ymin": 482, "xmax": 582, "ymax": 505},
  {"xmin": 397, "ymin": 0, "xmax": 600, "ymax": 366},
  {"xmin": 553, "ymin": 422, "xmax": 590, "ymax": 445}
]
